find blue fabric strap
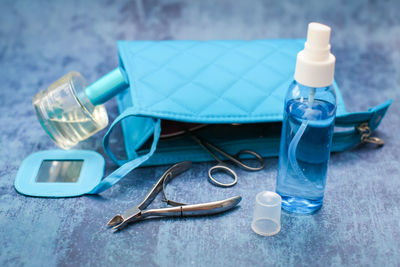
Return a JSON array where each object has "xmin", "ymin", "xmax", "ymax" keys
[{"xmin": 89, "ymin": 108, "xmax": 161, "ymax": 194}]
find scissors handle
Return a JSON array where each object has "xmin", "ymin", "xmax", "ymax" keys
[
  {"xmin": 208, "ymin": 164, "xmax": 238, "ymax": 187},
  {"xmin": 234, "ymin": 150, "xmax": 265, "ymax": 171}
]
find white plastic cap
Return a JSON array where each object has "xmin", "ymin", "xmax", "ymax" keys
[
  {"xmin": 294, "ymin": 22, "xmax": 336, "ymax": 87},
  {"xmin": 251, "ymin": 191, "xmax": 281, "ymax": 236}
]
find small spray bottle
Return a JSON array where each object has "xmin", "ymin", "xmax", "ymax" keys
[
  {"xmin": 276, "ymin": 22, "xmax": 337, "ymax": 214},
  {"xmin": 33, "ymin": 68, "xmax": 129, "ymax": 149}
]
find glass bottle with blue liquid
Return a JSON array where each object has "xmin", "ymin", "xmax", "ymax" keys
[{"xmin": 276, "ymin": 22, "xmax": 337, "ymax": 214}]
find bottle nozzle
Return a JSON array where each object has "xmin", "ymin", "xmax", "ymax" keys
[
  {"xmin": 294, "ymin": 22, "xmax": 336, "ymax": 88},
  {"xmin": 307, "ymin": 23, "xmax": 331, "ymax": 49},
  {"xmin": 304, "ymin": 22, "xmax": 332, "ymax": 61}
]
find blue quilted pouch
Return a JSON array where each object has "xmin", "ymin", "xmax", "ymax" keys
[{"xmin": 91, "ymin": 39, "xmax": 391, "ymax": 193}]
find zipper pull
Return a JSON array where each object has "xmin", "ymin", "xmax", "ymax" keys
[{"xmin": 357, "ymin": 122, "xmax": 385, "ymax": 146}]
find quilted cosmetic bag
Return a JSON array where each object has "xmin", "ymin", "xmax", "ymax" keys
[{"xmin": 89, "ymin": 39, "xmax": 391, "ymax": 193}]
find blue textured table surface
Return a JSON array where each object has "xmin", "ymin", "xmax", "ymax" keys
[{"xmin": 1, "ymin": 0, "xmax": 399, "ymax": 266}]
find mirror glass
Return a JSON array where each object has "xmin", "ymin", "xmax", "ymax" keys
[{"xmin": 35, "ymin": 160, "xmax": 83, "ymax": 183}]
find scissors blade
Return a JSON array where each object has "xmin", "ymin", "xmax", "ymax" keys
[{"xmin": 188, "ymin": 133, "xmax": 223, "ymax": 164}]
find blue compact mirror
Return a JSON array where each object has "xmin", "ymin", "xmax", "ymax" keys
[{"xmin": 15, "ymin": 150, "xmax": 105, "ymax": 197}]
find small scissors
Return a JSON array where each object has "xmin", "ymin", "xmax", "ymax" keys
[
  {"xmin": 107, "ymin": 161, "xmax": 242, "ymax": 231},
  {"xmin": 188, "ymin": 132, "xmax": 265, "ymax": 187}
]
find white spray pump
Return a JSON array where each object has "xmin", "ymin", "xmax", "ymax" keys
[{"xmin": 295, "ymin": 22, "xmax": 336, "ymax": 90}]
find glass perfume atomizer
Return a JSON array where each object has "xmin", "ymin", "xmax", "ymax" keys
[{"xmin": 33, "ymin": 68, "xmax": 128, "ymax": 149}]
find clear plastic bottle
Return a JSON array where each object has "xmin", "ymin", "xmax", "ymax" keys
[
  {"xmin": 276, "ymin": 22, "xmax": 337, "ymax": 213},
  {"xmin": 276, "ymin": 82, "xmax": 336, "ymax": 213}
]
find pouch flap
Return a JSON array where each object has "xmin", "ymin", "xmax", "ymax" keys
[{"xmin": 117, "ymin": 39, "xmax": 346, "ymax": 123}]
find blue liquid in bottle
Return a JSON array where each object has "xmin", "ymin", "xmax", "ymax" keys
[{"xmin": 276, "ymin": 83, "xmax": 336, "ymax": 214}]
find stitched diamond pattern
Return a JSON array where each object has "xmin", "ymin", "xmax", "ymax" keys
[{"xmin": 118, "ymin": 39, "xmax": 344, "ymax": 123}]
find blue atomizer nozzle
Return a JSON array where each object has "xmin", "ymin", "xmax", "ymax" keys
[
  {"xmin": 33, "ymin": 68, "xmax": 129, "ymax": 149},
  {"xmin": 84, "ymin": 67, "xmax": 129, "ymax": 106}
]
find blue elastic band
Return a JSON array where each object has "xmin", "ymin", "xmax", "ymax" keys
[{"xmin": 89, "ymin": 109, "xmax": 161, "ymax": 194}]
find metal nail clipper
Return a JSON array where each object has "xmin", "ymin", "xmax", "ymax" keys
[{"xmin": 107, "ymin": 161, "xmax": 242, "ymax": 231}]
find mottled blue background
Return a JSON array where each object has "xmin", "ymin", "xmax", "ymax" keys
[{"xmin": 1, "ymin": 0, "xmax": 399, "ymax": 266}]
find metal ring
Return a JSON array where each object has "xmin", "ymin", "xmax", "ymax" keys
[
  {"xmin": 363, "ymin": 136, "xmax": 385, "ymax": 146},
  {"xmin": 208, "ymin": 165, "xmax": 238, "ymax": 187}
]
